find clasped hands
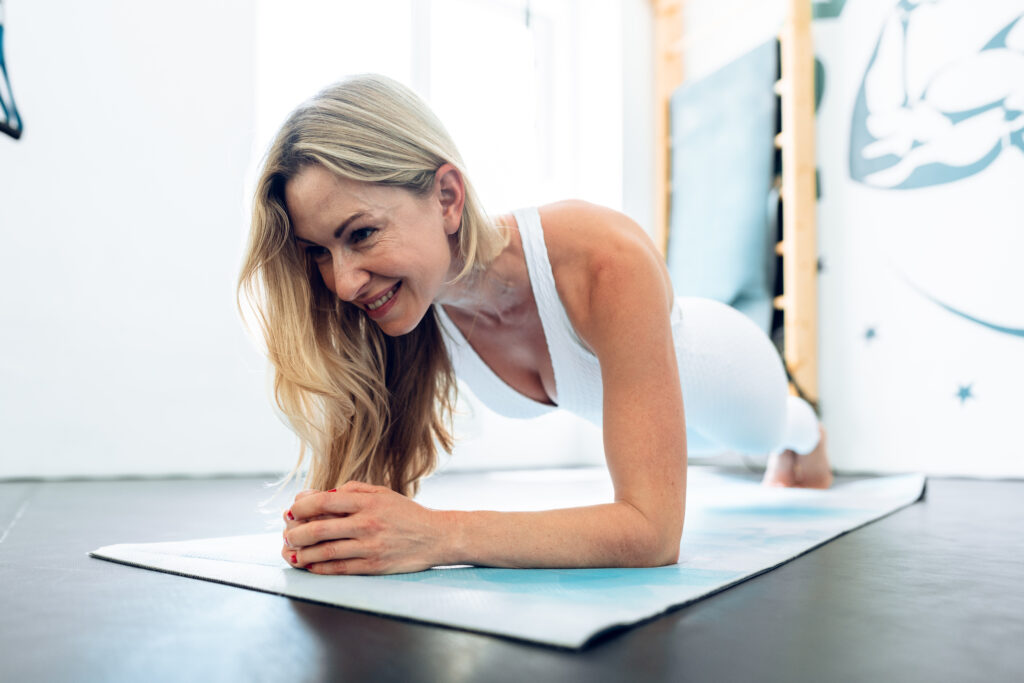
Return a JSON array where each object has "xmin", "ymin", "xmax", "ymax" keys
[{"xmin": 281, "ymin": 480, "xmax": 449, "ymax": 575}]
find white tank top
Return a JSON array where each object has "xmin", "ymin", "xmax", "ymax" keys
[
  {"xmin": 435, "ymin": 206, "xmax": 607, "ymax": 425},
  {"xmin": 435, "ymin": 207, "xmax": 820, "ymax": 456}
]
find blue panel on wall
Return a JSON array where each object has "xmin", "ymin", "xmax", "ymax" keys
[{"xmin": 666, "ymin": 40, "xmax": 779, "ymax": 333}]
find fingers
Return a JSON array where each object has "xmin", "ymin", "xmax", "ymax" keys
[
  {"xmin": 306, "ymin": 558, "xmax": 382, "ymax": 575},
  {"xmin": 284, "ymin": 510, "xmax": 335, "ymax": 525},
  {"xmin": 285, "ymin": 538, "xmax": 369, "ymax": 570},
  {"xmin": 280, "ymin": 539, "xmax": 361, "ymax": 569},
  {"xmin": 282, "ymin": 485, "xmax": 355, "ymax": 524},
  {"xmin": 282, "ymin": 489, "xmax": 320, "ymax": 523},
  {"xmin": 278, "ymin": 482, "xmax": 427, "ymax": 576},
  {"xmin": 288, "ymin": 494, "xmax": 361, "ymax": 521},
  {"xmin": 284, "ymin": 514, "xmax": 370, "ymax": 550},
  {"xmin": 288, "ymin": 482, "xmax": 380, "ymax": 521},
  {"xmin": 282, "ymin": 513, "xmax": 341, "ymax": 550}
]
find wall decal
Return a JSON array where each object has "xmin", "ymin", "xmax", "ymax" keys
[
  {"xmin": 850, "ymin": 2, "xmax": 1023, "ymax": 190},
  {"xmin": 814, "ymin": 0, "xmax": 850, "ymax": 20},
  {"xmin": 814, "ymin": 0, "xmax": 1024, "ymax": 477},
  {"xmin": 0, "ymin": 0, "xmax": 22, "ymax": 140}
]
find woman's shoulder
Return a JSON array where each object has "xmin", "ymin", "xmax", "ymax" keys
[
  {"xmin": 535, "ymin": 199, "xmax": 668, "ymax": 285},
  {"xmin": 535, "ymin": 200, "xmax": 652, "ymax": 252},
  {"xmin": 531, "ymin": 200, "xmax": 674, "ymax": 339}
]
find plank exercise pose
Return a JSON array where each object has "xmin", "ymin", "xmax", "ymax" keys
[{"xmin": 238, "ymin": 75, "xmax": 832, "ymax": 576}]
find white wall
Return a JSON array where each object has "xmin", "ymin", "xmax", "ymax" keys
[
  {"xmin": 680, "ymin": 0, "xmax": 785, "ymax": 82},
  {"xmin": 0, "ymin": 0, "xmax": 296, "ymax": 478},
  {"xmin": 621, "ymin": 0, "xmax": 655, "ymax": 232}
]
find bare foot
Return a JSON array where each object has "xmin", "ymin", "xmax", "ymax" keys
[
  {"xmin": 762, "ymin": 425, "xmax": 833, "ymax": 489},
  {"xmin": 762, "ymin": 449, "xmax": 797, "ymax": 487}
]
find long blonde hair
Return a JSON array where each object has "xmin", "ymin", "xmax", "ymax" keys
[{"xmin": 238, "ymin": 74, "xmax": 505, "ymax": 496}]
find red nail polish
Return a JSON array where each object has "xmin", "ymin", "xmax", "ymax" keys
[
  {"xmin": 328, "ymin": 488, "xmax": 337, "ymax": 493},
  {"xmin": 290, "ymin": 553, "xmax": 297, "ymax": 564},
  {"xmin": 304, "ymin": 564, "xmax": 314, "ymax": 570},
  {"xmin": 287, "ymin": 510, "xmax": 294, "ymax": 520}
]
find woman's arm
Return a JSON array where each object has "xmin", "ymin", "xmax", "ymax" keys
[
  {"xmin": 283, "ymin": 483, "xmax": 675, "ymax": 573},
  {"xmin": 451, "ymin": 202, "xmax": 687, "ymax": 567},
  {"xmin": 283, "ymin": 202, "xmax": 686, "ymax": 573}
]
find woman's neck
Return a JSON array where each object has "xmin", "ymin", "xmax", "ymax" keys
[{"xmin": 436, "ymin": 222, "xmax": 531, "ymax": 327}]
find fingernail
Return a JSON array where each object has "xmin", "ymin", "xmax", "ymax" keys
[
  {"xmin": 328, "ymin": 488, "xmax": 337, "ymax": 493},
  {"xmin": 304, "ymin": 564, "xmax": 314, "ymax": 570},
  {"xmin": 287, "ymin": 510, "xmax": 294, "ymax": 520},
  {"xmin": 290, "ymin": 553, "xmax": 297, "ymax": 564}
]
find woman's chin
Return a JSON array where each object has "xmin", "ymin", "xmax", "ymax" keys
[
  {"xmin": 377, "ymin": 323, "xmax": 416, "ymax": 337},
  {"xmin": 372, "ymin": 310, "xmax": 428, "ymax": 337}
]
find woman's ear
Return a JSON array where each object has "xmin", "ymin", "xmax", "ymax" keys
[{"xmin": 434, "ymin": 163, "xmax": 466, "ymax": 236}]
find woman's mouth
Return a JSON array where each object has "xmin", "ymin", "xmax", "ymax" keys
[{"xmin": 364, "ymin": 282, "xmax": 402, "ymax": 319}]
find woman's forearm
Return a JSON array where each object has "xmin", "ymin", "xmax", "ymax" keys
[{"xmin": 439, "ymin": 502, "xmax": 682, "ymax": 569}]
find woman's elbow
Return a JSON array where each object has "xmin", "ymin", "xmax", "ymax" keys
[
  {"xmin": 655, "ymin": 523, "xmax": 683, "ymax": 566},
  {"xmin": 633, "ymin": 516, "xmax": 684, "ymax": 567},
  {"xmin": 617, "ymin": 498, "xmax": 684, "ymax": 567}
]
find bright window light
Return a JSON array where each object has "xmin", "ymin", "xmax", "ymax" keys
[{"xmin": 253, "ymin": 0, "xmax": 622, "ymax": 213}]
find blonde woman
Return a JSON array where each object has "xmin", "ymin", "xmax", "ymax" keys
[{"xmin": 238, "ymin": 74, "xmax": 832, "ymax": 576}]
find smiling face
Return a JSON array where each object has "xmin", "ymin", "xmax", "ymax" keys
[{"xmin": 284, "ymin": 164, "xmax": 465, "ymax": 336}]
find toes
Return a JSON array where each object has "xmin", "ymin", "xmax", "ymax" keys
[{"xmin": 762, "ymin": 451, "xmax": 797, "ymax": 487}]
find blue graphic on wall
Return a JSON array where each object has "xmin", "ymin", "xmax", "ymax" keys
[
  {"xmin": 838, "ymin": 0, "xmax": 1024, "ymax": 343},
  {"xmin": 813, "ymin": 0, "xmax": 849, "ymax": 20},
  {"xmin": 0, "ymin": 0, "xmax": 23, "ymax": 140},
  {"xmin": 903, "ymin": 275, "xmax": 1024, "ymax": 338},
  {"xmin": 849, "ymin": 0, "xmax": 1024, "ymax": 190}
]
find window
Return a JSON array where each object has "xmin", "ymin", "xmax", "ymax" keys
[
  {"xmin": 253, "ymin": 0, "xmax": 623, "ymax": 212},
  {"xmin": 252, "ymin": 0, "xmax": 629, "ymax": 470}
]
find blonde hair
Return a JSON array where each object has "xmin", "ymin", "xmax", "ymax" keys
[{"xmin": 238, "ymin": 74, "xmax": 505, "ymax": 496}]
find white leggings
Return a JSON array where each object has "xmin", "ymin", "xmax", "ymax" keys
[{"xmin": 672, "ymin": 297, "xmax": 820, "ymax": 457}]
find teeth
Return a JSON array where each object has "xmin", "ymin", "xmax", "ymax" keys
[{"xmin": 367, "ymin": 284, "xmax": 398, "ymax": 311}]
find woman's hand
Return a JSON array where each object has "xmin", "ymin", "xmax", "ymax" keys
[
  {"xmin": 280, "ymin": 481, "xmax": 448, "ymax": 575},
  {"xmin": 281, "ymin": 488, "xmax": 336, "ymax": 551}
]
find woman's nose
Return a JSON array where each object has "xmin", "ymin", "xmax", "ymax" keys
[{"xmin": 332, "ymin": 257, "xmax": 371, "ymax": 302}]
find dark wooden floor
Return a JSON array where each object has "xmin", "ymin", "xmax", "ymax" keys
[{"xmin": 1, "ymin": 472, "xmax": 1022, "ymax": 682}]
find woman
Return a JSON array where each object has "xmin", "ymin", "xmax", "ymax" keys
[{"xmin": 238, "ymin": 74, "xmax": 832, "ymax": 576}]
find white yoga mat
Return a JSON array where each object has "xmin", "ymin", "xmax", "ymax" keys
[{"xmin": 90, "ymin": 467, "xmax": 925, "ymax": 648}]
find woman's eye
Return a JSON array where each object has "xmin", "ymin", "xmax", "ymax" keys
[
  {"xmin": 350, "ymin": 227, "xmax": 376, "ymax": 244},
  {"xmin": 305, "ymin": 245, "xmax": 330, "ymax": 262}
]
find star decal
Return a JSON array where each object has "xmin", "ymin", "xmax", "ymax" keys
[{"xmin": 955, "ymin": 383, "xmax": 974, "ymax": 404}]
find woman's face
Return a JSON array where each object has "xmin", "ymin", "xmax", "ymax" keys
[{"xmin": 285, "ymin": 164, "xmax": 463, "ymax": 336}]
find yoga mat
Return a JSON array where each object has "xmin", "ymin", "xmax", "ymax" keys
[{"xmin": 90, "ymin": 468, "xmax": 925, "ymax": 648}]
